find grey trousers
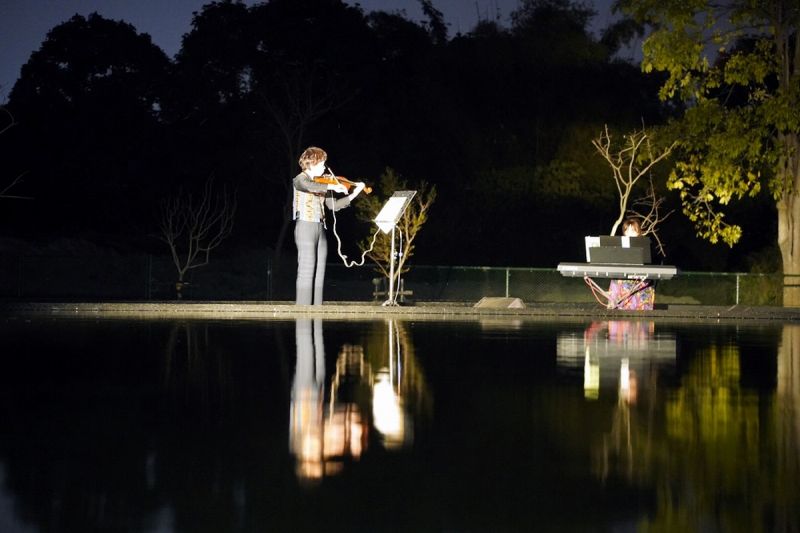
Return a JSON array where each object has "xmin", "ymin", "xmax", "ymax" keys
[{"xmin": 294, "ymin": 220, "xmax": 327, "ymax": 305}]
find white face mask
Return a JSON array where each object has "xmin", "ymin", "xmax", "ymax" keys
[{"xmin": 307, "ymin": 161, "xmax": 326, "ymax": 176}]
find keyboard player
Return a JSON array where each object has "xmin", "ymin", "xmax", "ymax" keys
[{"xmin": 606, "ymin": 219, "xmax": 655, "ymax": 310}]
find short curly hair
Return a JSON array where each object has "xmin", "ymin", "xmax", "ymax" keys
[{"xmin": 298, "ymin": 146, "xmax": 327, "ymax": 170}]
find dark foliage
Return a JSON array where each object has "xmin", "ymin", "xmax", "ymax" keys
[{"xmin": 1, "ymin": 0, "xmax": 769, "ymax": 269}]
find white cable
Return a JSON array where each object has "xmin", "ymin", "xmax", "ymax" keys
[
  {"xmin": 325, "ymin": 166, "xmax": 380, "ymax": 267},
  {"xmin": 332, "ymin": 206, "xmax": 380, "ymax": 267}
]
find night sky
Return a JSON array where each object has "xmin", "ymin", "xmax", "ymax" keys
[{"xmin": 0, "ymin": 0, "xmax": 618, "ymax": 101}]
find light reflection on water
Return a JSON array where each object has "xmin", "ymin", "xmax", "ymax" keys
[
  {"xmin": 290, "ymin": 319, "xmax": 418, "ymax": 484},
  {"xmin": 0, "ymin": 317, "xmax": 797, "ymax": 532}
]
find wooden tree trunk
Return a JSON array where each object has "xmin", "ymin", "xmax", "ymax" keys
[
  {"xmin": 778, "ymin": 135, "xmax": 800, "ymax": 307},
  {"xmin": 778, "ymin": 194, "xmax": 800, "ymax": 306}
]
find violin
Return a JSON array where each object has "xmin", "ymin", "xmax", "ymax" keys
[{"xmin": 313, "ymin": 175, "xmax": 372, "ymax": 194}]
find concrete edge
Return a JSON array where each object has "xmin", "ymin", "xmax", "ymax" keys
[{"xmin": 1, "ymin": 300, "xmax": 799, "ymax": 323}]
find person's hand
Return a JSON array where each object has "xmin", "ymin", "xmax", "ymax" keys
[{"xmin": 349, "ymin": 181, "xmax": 366, "ymax": 200}]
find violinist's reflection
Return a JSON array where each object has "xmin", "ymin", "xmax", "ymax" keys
[
  {"xmin": 289, "ymin": 319, "xmax": 368, "ymax": 482},
  {"xmin": 289, "ymin": 319, "xmax": 326, "ymax": 481},
  {"xmin": 289, "ymin": 319, "xmax": 425, "ymax": 482}
]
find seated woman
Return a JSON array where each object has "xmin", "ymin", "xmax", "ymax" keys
[{"xmin": 607, "ymin": 218, "xmax": 656, "ymax": 310}]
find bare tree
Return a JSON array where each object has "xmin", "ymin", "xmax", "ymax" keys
[
  {"xmin": 629, "ymin": 177, "xmax": 674, "ymax": 257},
  {"xmin": 157, "ymin": 176, "xmax": 236, "ymax": 298},
  {"xmin": 592, "ymin": 124, "xmax": 676, "ymax": 237}
]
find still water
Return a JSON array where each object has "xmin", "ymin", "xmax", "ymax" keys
[{"xmin": 0, "ymin": 316, "xmax": 798, "ymax": 532}]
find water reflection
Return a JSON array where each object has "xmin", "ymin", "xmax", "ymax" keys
[
  {"xmin": 372, "ymin": 320, "xmax": 410, "ymax": 448},
  {"xmin": 558, "ymin": 321, "xmax": 677, "ymax": 486},
  {"xmin": 163, "ymin": 321, "xmax": 233, "ymax": 406},
  {"xmin": 0, "ymin": 318, "xmax": 796, "ymax": 531},
  {"xmin": 777, "ymin": 326, "xmax": 800, "ymax": 530},
  {"xmin": 290, "ymin": 319, "xmax": 328, "ymax": 481},
  {"xmin": 640, "ymin": 327, "xmax": 799, "ymax": 530},
  {"xmin": 554, "ymin": 321, "xmax": 800, "ymax": 530},
  {"xmin": 289, "ymin": 319, "xmax": 422, "ymax": 482},
  {"xmin": 290, "ymin": 319, "xmax": 369, "ymax": 481},
  {"xmin": 557, "ymin": 320, "xmax": 676, "ymax": 400}
]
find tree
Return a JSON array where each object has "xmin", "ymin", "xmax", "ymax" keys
[
  {"xmin": 233, "ymin": 0, "xmax": 376, "ymax": 260},
  {"xmin": 418, "ymin": 0, "xmax": 448, "ymax": 44},
  {"xmin": 592, "ymin": 124, "xmax": 675, "ymax": 251},
  {"xmin": 511, "ymin": 0, "xmax": 608, "ymax": 65},
  {"xmin": 157, "ymin": 176, "xmax": 236, "ymax": 298},
  {"xmin": 619, "ymin": 0, "xmax": 800, "ymax": 303},
  {"xmin": 354, "ymin": 168, "xmax": 436, "ymax": 295},
  {"xmin": 0, "ymin": 107, "xmax": 28, "ymax": 201},
  {"xmin": 0, "ymin": 107, "xmax": 13, "ymax": 136},
  {"xmin": 255, "ymin": 64, "xmax": 349, "ymax": 266},
  {"xmin": 7, "ymin": 13, "xmax": 170, "ymax": 235},
  {"xmin": 170, "ymin": 0, "xmax": 256, "ymax": 111}
]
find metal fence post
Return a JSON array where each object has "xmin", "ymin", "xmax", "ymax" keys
[
  {"xmin": 17, "ymin": 256, "xmax": 22, "ymax": 298},
  {"xmin": 735, "ymin": 273, "xmax": 740, "ymax": 305},
  {"xmin": 267, "ymin": 255, "xmax": 272, "ymax": 300},
  {"xmin": 505, "ymin": 268, "xmax": 510, "ymax": 298},
  {"xmin": 145, "ymin": 254, "xmax": 152, "ymax": 300}
]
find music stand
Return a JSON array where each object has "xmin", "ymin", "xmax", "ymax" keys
[{"xmin": 374, "ymin": 191, "xmax": 416, "ymax": 305}]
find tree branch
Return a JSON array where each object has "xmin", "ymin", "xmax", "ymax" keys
[
  {"xmin": 593, "ymin": 124, "xmax": 676, "ymax": 236},
  {"xmin": 157, "ymin": 175, "xmax": 237, "ymax": 286}
]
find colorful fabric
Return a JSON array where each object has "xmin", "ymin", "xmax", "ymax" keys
[{"xmin": 608, "ymin": 279, "xmax": 655, "ymax": 310}]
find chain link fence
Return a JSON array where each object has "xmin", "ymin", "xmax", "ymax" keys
[{"xmin": 0, "ymin": 252, "xmax": 793, "ymax": 306}]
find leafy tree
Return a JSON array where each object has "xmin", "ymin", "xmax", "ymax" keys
[
  {"xmin": 166, "ymin": 0, "xmax": 270, "ymax": 252},
  {"xmin": 7, "ymin": 13, "xmax": 170, "ymax": 236},
  {"xmin": 0, "ymin": 0, "xmax": 677, "ymax": 274},
  {"xmin": 166, "ymin": 0, "xmax": 379, "ymax": 259},
  {"xmin": 620, "ymin": 0, "xmax": 800, "ymax": 303},
  {"xmin": 354, "ymin": 168, "xmax": 436, "ymax": 295},
  {"xmin": 171, "ymin": 0, "xmax": 256, "ymax": 112},
  {"xmin": 511, "ymin": 0, "xmax": 608, "ymax": 65},
  {"xmin": 247, "ymin": 0, "xmax": 377, "ymax": 262},
  {"xmin": 418, "ymin": 0, "xmax": 448, "ymax": 44},
  {"xmin": 10, "ymin": 13, "xmax": 168, "ymax": 115}
]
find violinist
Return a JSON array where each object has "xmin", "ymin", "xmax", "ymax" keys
[{"xmin": 292, "ymin": 146, "xmax": 366, "ymax": 305}]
